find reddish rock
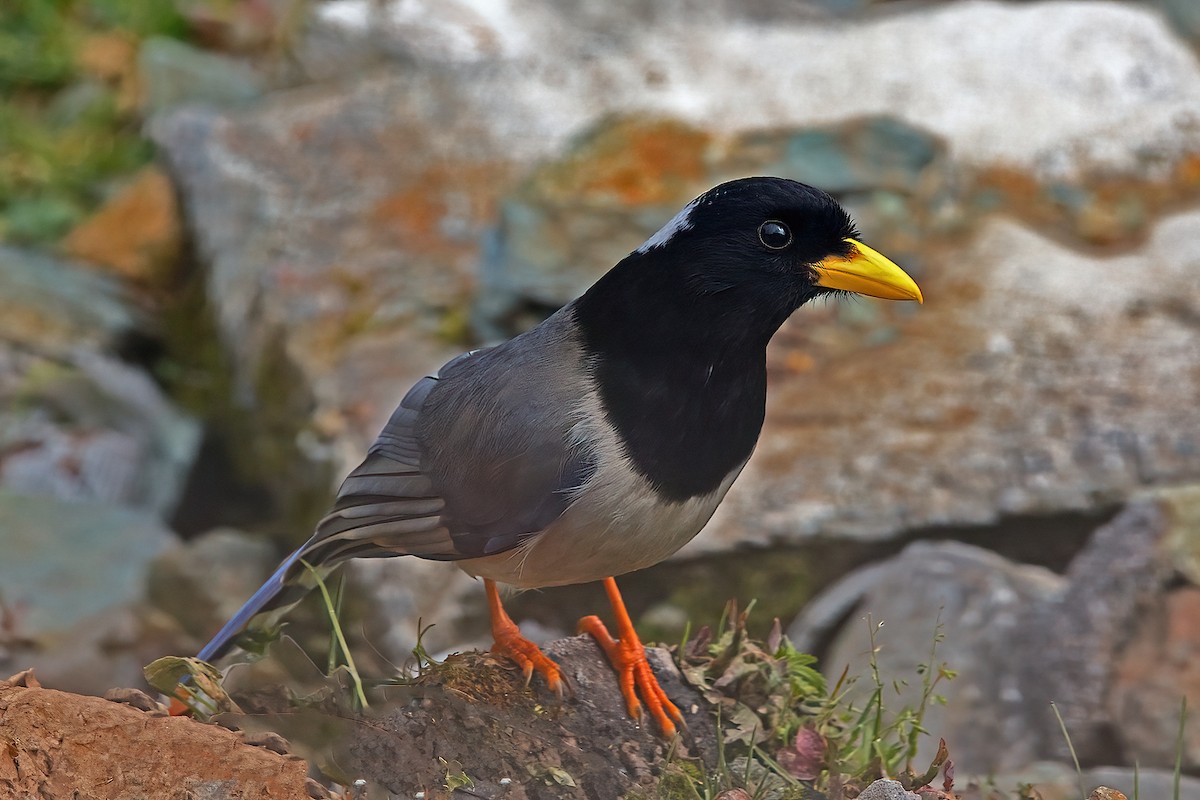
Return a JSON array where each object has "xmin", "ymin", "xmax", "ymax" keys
[
  {"xmin": 63, "ymin": 166, "xmax": 183, "ymax": 286},
  {"xmin": 1110, "ymin": 587, "xmax": 1200, "ymax": 768},
  {"xmin": 0, "ymin": 678, "xmax": 324, "ymax": 799}
]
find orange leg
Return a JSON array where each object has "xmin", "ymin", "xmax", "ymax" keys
[
  {"xmin": 578, "ymin": 576, "xmax": 684, "ymax": 737},
  {"xmin": 485, "ymin": 578, "xmax": 564, "ymax": 698}
]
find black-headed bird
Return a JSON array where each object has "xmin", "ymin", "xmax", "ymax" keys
[{"xmin": 194, "ymin": 177, "xmax": 922, "ymax": 736}]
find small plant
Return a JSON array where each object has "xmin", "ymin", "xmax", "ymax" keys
[
  {"xmin": 301, "ymin": 559, "xmax": 368, "ymax": 710},
  {"xmin": 675, "ymin": 600, "xmax": 958, "ymax": 798},
  {"xmin": 409, "ymin": 618, "xmax": 442, "ymax": 677}
]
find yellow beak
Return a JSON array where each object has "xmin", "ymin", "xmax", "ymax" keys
[{"xmin": 813, "ymin": 239, "xmax": 923, "ymax": 304}]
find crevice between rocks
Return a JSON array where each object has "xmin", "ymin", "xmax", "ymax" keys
[
  {"xmin": 150, "ymin": 221, "xmax": 335, "ymax": 545},
  {"xmin": 507, "ymin": 505, "xmax": 1120, "ymax": 654}
]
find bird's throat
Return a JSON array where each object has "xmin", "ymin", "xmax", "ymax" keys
[{"xmin": 573, "ymin": 272, "xmax": 770, "ymax": 502}]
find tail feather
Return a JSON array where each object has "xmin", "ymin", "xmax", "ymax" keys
[{"xmin": 197, "ymin": 549, "xmax": 306, "ymax": 663}]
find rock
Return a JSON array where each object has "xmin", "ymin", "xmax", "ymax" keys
[
  {"xmin": 792, "ymin": 540, "xmax": 1062, "ymax": 774},
  {"xmin": 477, "ymin": 115, "xmax": 946, "ymax": 335},
  {"xmin": 1109, "ymin": 585, "xmax": 1200, "ymax": 768},
  {"xmin": 0, "ymin": 243, "xmax": 201, "ymax": 688},
  {"xmin": 476, "ymin": 116, "xmax": 715, "ymax": 333},
  {"xmin": 1158, "ymin": 0, "xmax": 1200, "ymax": 43},
  {"xmin": 1159, "ymin": 484, "xmax": 1200, "ymax": 584},
  {"xmin": 0, "ymin": 681, "xmax": 321, "ymax": 798},
  {"xmin": 0, "ymin": 243, "xmax": 200, "ymax": 518},
  {"xmin": 696, "ymin": 209, "xmax": 1200, "ymax": 552},
  {"xmin": 0, "ymin": 347, "xmax": 201, "ymax": 515},
  {"xmin": 858, "ymin": 779, "xmax": 920, "ymax": 800},
  {"xmin": 62, "ymin": 166, "xmax": 183, "ymax": 285},
  {"xmin": 1022, "ymin": 499, "xmax": 1173, "ymax": 767},
  {"xmin": 104, "ymin": 686, "xmax": 165, "ymax": 712},
  {"xmin": 753, "ymin": 117, "xmax": 941, "ymax": 195},
  {"xmin": 153, "ymin": 0, "xmax": 1200, "ymax": 659},
  {"xmin": 0, "ymin": 245, "xmax": 142, "ymax": 353},
  {"xmin": 1082, "ymin": 767, "xmax": 1200, "ymax": 800},
  {"xmin": 298, "ymin": 0, "xmax": 1200, "ymax": 175},
  {"xmin": 792, "ymin": 490, "xmax": 1196, "ymax": 774},
  {"xmin": 147, "ymin": 528, "xmax": 278, "ymax": 641},
  {"xmin": 0, "ymin": 491, "xmax": 176, "ymax": 639},
  {"xmin": 139, "ymin": 36, "xmax": 265, "ymax": 113},
  {"xmin": 4, "ymin": 602, "xmax": 188, "ymax": 697}
]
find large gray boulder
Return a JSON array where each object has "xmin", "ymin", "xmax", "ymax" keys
[
  {"xmin": 154, "ymin": 0, "xmax": 1200, "ymax": 483},
  {"xmin": 0, "ymin": 247, "xmax": 200, "ymax": 516},
  {"xmin": 0, "ymin": 491, "xmax": 176, "ymax": 638},
  {"xmin": 150, "ymin": 0, "xmax": 1200, "ymax": 656},
  {"xmin": 789, "ymin": 487, "xmax": 1200, "ymax": 775},
  {"xmin": 304, "ymin": 0, "xmax": 1200, "ymax": 174},
  {"xmin": 695, "ymin": 209, "xmax": 1200, "ymax": 551}
]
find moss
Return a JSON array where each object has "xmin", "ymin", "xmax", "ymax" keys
[
  {"xmin": 156, "ymin": 264, "xmax": 334, "ymax": 544},
  {"xmin": 0, "ymin": 0, "xmax": 186, "ymax": 244}
]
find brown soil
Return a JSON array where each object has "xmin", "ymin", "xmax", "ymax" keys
[
  {"xmin": 336, "ymin": 637, "xmax": 718, "ymax": 799},
  {"xmin": 1, "ymin": 637, "xmax": 720, "ymax": 800},
  {"xmin": 0, "ymin": 670, "xmax": 324, "ymax": 800}
]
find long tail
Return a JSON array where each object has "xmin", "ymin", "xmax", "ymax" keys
[{"xmin": 197, "ymin": 548, "xmax": 306, "ymax": 663}]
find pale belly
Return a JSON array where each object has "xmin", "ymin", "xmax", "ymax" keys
[{"xmin": 458, "ymin": 458, "xmax": 746, "ymax": 588}]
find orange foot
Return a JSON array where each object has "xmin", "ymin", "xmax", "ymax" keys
[
  {"xmin": 485, "ymin": 578, "xmax": 565, "ymax": 698},
  {"xmin": 578, "ymin": 577, "xmax": 684, "ymax": 737}
]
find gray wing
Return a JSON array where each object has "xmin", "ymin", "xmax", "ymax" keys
[{"xmin": 296, "ymin": 308, "xmax": 595, "ymax": 568}]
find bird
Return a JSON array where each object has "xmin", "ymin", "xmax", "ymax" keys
[{"xmin": 193, "ymin": 176, "xmax": 922, "ymax": 737}]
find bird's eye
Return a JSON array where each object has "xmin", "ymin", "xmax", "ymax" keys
[{"xmin": 758, "ymin": 220, "xmax": 792, "ymax": 250}]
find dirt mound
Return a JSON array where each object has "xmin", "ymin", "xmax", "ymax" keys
[{"xmin": 0, "ymin": 670, "xmax": 325, "ymax": 800}]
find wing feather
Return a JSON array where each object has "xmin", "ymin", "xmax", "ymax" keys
[{"xmin": 292, "ymin": 307, "xmax": 597, "ymax": 572}]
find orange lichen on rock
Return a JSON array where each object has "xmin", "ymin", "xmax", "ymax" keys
[
  {"xmin": 63, "ymin": 166, "xmax": 182, "ymax": 284},
  {"xmin": 535, "ymin": 117, "xmax": 713, "ymax": 207},
  {"xmin": 370, "ymin": 162, "xmax": 512, "ymax": 256}
]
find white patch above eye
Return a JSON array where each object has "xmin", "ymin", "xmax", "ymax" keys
[{"xmin": 634, "ymin": 196, "xmax": 701, "ymax": 254}]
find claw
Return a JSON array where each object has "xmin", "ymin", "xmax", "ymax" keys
[
  {"xmin": 485, "ymin": 578, "xmax": 565, "ymax": 698},
  {"xmin": 579, "ymin": 580, "xmax": 683, "ymax": 738}
]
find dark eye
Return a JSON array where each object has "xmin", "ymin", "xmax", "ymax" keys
[{"xmin": 758, "ymin": 220, "xmax": 792, "ymax": 250}]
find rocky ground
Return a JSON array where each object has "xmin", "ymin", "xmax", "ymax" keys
[{"xmin": 3, "ymin": 0, "xmax": 1200, "ymax": 797}]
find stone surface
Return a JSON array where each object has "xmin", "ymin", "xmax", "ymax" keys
[
  {"xmin": 305, "ymin": 0, "xmax": 1200, "ymax": 175},
  {"xmin": 0, "ymin": 245, "xmax": 142, "ymax": 353},
  {"xmin": 0, "ymin": 679, "xmax": 322, "ymax": 799},
  {"xmin": 1158, "ymin": 0, "xmax": 1200, "ymax": 43},
  {"xmin": 1, "ymin": 602, "xmax": 186, "ymax": 697},
  {"xmin": 0, "ymin": 346, "xmax": 201, "ymax": 514},
  {"xmin": 0, "ymin": 491, "xmax": 176, "ymax": 638},
  {"xmin": 152, "ymin": 0, "xmax": 1200, "ymax": 664},
  {"xmin": 696, "ymin": 209, "xmax": 1200, "ymax": 552},
  {"xmin": 0, "ymin": 246, "xmax": 200, "ymax": 514},
  {"xmin": 147, "ymin": 528, "xmax": 278, "ymax": 641},
  {"xmin": 857, "ymin": 779, "xmax": 920, "ymax": 800},
  {"xmin": 476, "ymin": 115, "xmax": 946, "ymax": 334},
  {"xmin": 1109, "ymin": 586, "xmax": 1200, "ymax": 768},
  {"xmin": 792, "ymin": 540, "xmax": 1063, "ymax": 774},
  {"xmin": 139, "ymin": 36, "xmax": 265, "ymax": 113},
  {"xmin": 62, "ymin": 165, "xmax": 183, "ymax": 285},
  {"xmin": 153, "ymin": 3, "xmax": 1200, "ymax": 553},
  {"xmin": 792, "ymin": 490, "xmax": 1195, "ymax": 774}
]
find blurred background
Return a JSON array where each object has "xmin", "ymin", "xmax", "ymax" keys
[{"xmin": 2, "ymin": 0, "xmax": 1200, "ymax": 785}]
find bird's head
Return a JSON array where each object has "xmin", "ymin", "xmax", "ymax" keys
[{"xmin": 631, "ymin": 177, "xmax": 922, "ymax": 326}]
